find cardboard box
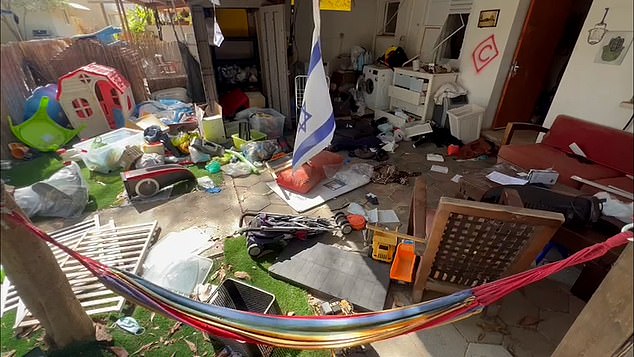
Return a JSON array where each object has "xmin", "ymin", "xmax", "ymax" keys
[
  {"xmin": 245, "ymin": 91, "xmax": 266, "ymax": 108},
  {"xmin": 196, "ymin": 102, "xmax": 226, "ymax": 144}
]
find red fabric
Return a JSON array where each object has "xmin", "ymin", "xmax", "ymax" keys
[
  {"xmin": 498, "ymin": 144, "xmax": 622, "ymax": 188},
  {"xmin": 219, "ymin": 89, "xmax": 250, "ymax": 117},
  {"xmin": 542, "ymin": 115, "xmax": 634, "ymax": 175},
  {"xmin": 276, "ymin": 151, "xmax": 344, "ymax": 194},
  {"xmin": 580, "ymin": 176, "xmax": 634, "ymax": 198},
  {"xmin": 473, "ymin": 231, "xmax": 633, "ymax": 306}
]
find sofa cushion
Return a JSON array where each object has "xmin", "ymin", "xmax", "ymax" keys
[
  {"xmin": 543, "ymin": 115, "xmax": 634, "ymax": 175},
  {"xmin": 579, "ymin": 176, "xmax": 634, "ymax": 198},
  {"xmin": 498, "ymin": 144, "xmax": 623, "ymax": 188}
]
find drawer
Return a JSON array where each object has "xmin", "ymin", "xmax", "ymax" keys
[
  {"xmin": 374, "ymin": 108, "xmax": 408, "ymax": 127},
  {"xmin": 388, "ymin": 85, "xmax": 424, "ymax": 105},
  {"xmin": 393, "ymin": 73, "xmax": 428, "ymax": 93},
  {"xmin": 390, "ymin": 97, "xmax": 426, "ymax": 118}
]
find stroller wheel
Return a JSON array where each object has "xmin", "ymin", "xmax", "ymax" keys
[
  {"xmin": 247, "ymin": 243, "xmax": 262, "ymax": 258},
  {"xmin": 341, "ymin": 223, "xmax": 353, "ymax": 235}
]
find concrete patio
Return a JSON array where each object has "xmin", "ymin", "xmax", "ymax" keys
[{"xmin": 36, "ymin": 141, "xmax": 587, "ymax": 357}]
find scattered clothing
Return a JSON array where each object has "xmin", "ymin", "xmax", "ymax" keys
[
  {"xmin": 115, "ymin": 316, "xmax": 145, "ymax": 335},
  {"xmin": 371, "ymin": 164, "xmax": 420, "ymax": 185},
  {"xmin": 458, "ymin": 138, "xmax": 495, "ymax": 160}
]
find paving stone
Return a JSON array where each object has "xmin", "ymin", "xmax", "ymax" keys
[
  {"xmin": 568, "ymin": 295, "xmax": 586, "ymax": 316},
  {"xmin": 388, "ymin": 186, "xmax": 413, "ymax": 205},
  {"xmin": 503, "ymin": 326, "xmax": 557, "ymax": 357},
  {"xmin": 498, "ymin": 291, "xmax": 540, "ymax": 327},
  {"xmin": 412, "ymin": 324, "xmax": 468, "ymax": 356},
  {"xmin": 264, "ymin": 204, "xmax": 297, "ymax": 215},
  {"xmin": 232, "ymin": 174, "xmax": 262, "ymax": 187},
  {"xmin": 267, "ymin": 193, "xmax": 287, "ymax": 206},
  {"xmin": 453, "ymin": 315, "xmax": 506, "ymax": 345},
  {"xmin": 523, "ymin": 279, "xmax": 570, "ymax": 313},
  {"xmin": 537, "ymin": 310, "xmax": 576, "ymax": 346},
  {"xmin": 241, "ymin": 195, "xmax": 270, "ymax": 212},
  {"xmin": 250, "ymin": 182, "xmax": 273, "ymax": 195},
  {"xmin": 465, "ymin": 343, "xmax": 513, "ymax": 357},
  {"xmin": 372, "ymin": 334, "xmax": 420, "ymax": 357}
]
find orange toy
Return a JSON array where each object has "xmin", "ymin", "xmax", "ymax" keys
[
  {"xmin": 347, "ymin": 214, "xmax": 366, "ymax": 231},
  {"xmin": 390, "ymin": 242, "xmax": 417, "ymax": 283}
]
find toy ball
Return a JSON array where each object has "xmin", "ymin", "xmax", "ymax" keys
[{"xmin": 23, "ymin": 84, "xmax": 71, "ymax": 128}]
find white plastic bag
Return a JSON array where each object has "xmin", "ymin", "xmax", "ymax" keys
[
  {"xmin": 221, "ymin": 162, "xmax": 252, "ymax": 177},
  {"xmin": 595, "ymin": 192, "xmax": 633, "ymax": 223},
  {"xmin": 13, "ymin": 162, "xmax": 88, "ymax": 218}
]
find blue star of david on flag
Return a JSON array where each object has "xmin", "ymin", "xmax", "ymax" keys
[{"xmin": 298, "ymin": 104, "xmax": 312, "ymax": 133}]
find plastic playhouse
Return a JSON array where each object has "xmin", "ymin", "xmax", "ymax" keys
[{"xmin": 57, "ymin": 63, "xmax": 135, "ymax": 139}]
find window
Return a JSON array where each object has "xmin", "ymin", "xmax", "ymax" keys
[
  {"xmin": 383, "ymin": 1, "xmax": 400, "ymax": 35},
  {"xmin": 110, "ymin": 88, "xmax": 121, "ymax": 106},
  {"xmin": 71, "ymin": 98, "xmax": 93, "ymax": 119},
  {"xmin": 435, "ymin": 13, "xmax": 469, "ymax": 61}
]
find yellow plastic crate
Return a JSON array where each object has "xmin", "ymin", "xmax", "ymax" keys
[{"xmin": 371, "ymin": 230, "xmax": 398, "ymax": 263}]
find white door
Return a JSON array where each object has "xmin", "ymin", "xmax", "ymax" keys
[{"xmin": 256, "ymin": 4, "xmax": 291, "ymax": 122}]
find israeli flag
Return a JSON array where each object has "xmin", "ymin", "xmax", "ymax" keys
[{"xmin": 292, "ymin": 0, "xmax": 336, "ymax": 170}]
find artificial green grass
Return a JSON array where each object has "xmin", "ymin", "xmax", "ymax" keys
[
  {"xmin": 1, "ymin": 237, "xmax": 330, "ymax": 356},
  {"xmin": 0, "ymin": 154, "xmax": 123, "ymax": 211},
  {"xmin": 222, "ymin": 237, "xmax": 314, "ymax": 317},
  {"xmin": 1, "ymin": 311, "xmax": 45, "ymax": 356},
  {"xmin": 0, "ymin": 155, "xmax": 226, "ymax": 213}
]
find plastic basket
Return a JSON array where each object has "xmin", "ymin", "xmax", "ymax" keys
[
  {"xmin": 231, "ymin": 130, "xmax": 267, "ymax": 150},
  {"xmin": 209, "ymin": 279, "xmax": 280, "ymax": 357},
  {"xmin": 236, "ymin": 108, "xmax": 286, "ymax": 139},
  {"xmin": 447, "ymin": 104, "xmax": 485, "ymax": 144},
  {"xmin": 72, "ymin": 128, "xmax": 144, "ymax": 173}
]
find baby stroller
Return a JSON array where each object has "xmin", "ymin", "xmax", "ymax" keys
[{"xmin": 238, "ymin": 212, "xmax": 351, "ymax": 258}]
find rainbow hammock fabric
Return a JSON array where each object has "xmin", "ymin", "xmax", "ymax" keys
[{"xmin": 4, "ymin": 210, "xmax": 632, "ymax": 350}]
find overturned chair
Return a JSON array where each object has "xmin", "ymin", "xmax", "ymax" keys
[{"xmin": 408, "ymin": 177, "xmax": 565, "ymax": 302}]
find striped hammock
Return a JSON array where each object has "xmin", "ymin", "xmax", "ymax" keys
[{"xmin": 4, "ymin": 210, "xmax": 631, "ymax": 350}]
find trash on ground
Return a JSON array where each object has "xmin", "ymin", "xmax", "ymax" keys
[
  {"xmin": 115, "ymin": 316, "xmax": 145, "ymax": 335},
  {"xmin": 426, "ymin": 153, "xmax": 445, "ymax": 162},
  {"xmin": 430, "ymin": 165, "xmax": 449, "ymax": 174},
  {"xmin": 13, "ymin": 161, "xmax": 88, "ymax": 218},
  {"xmin": 451, "ymin": 174, "xmax": 463, "ymax": 183},
  {"xmin": 221, "ymin": 162, "xmax": 252, "ymax": 177},
  {"xmin": 372, "ymin": 163, "xmax": 420, "ymax": 185}
]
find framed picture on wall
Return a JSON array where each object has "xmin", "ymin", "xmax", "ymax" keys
[
  {"xmin": 478, "ymin": 9, "xmax": 500, "ymax": 28},
  {"xmin": 594, "ymin": 31, "xmax": 633, "ymax": 65}
]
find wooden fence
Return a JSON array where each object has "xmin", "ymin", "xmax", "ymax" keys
[{"xmin": 0, "ymin": 38, "xmax": 165, "ymax": 159}]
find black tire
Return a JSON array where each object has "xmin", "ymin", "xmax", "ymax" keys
[
  {"xmin": 247, "ymin": 243, "xmax": 262, "ymax": 258},
  {"xmin": 341, "ymin": 224, "xmax": 352, "ymax": 235}
]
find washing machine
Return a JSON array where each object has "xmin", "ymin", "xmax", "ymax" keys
[{"xmin": 361, "ymin": 65, "xmax": 394, "ymax": 110}]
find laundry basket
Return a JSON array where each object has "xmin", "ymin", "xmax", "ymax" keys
[
  {"xmin": 447, "ymin": 104, "xmax": 485, "ymax": 144},
  {"xmin": 208, "ymin": 279, "xmax": 280, "ymax": 357}
]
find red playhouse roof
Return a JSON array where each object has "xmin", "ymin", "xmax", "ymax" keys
[{"xmin": 57, "ymin": 63, "xmax": 130, "ymax": 101}]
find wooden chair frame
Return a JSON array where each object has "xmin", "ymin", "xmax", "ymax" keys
[{"xmin": 408, "ymin": 177, "xmax": 564, "ymax": 302}]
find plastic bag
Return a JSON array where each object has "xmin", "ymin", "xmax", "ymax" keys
[
  {"xmin": 13, "ymin": 161, "xmax": 88, "ymax": 218},
  {"xmin": 189, "ymin": 145, "xmax": 211, "ymax": 164},
  {"xmin": 242, "ymin": 140, "xmax": 281, "ymax": 164},
  {"xmin": 136, "ymin": 153, "xmax": 164, "ymax": 168},
  {"xmin": 221, "ymin": 162, "xmax": 252, "ymax": 177},
  {"xmin": 595, "ymin": 192, "xmax": 633, "ymax": 223},
  {"xmin": 334, "ymin": 163, "xmax": 374, "ymax": 187}
]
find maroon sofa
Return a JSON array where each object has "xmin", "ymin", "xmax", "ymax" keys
[
  {"xmin": 498, "ymin": 115, "xmax": 633, "ymax": 194},
  {"xmin": 497, "ymin": 115, "xmax": 633, "ymax": 300}
]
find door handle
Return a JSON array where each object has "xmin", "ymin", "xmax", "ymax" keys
[{"xmin": 511, "ymin": 62, "xmax": 520, "ymax": 76}]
